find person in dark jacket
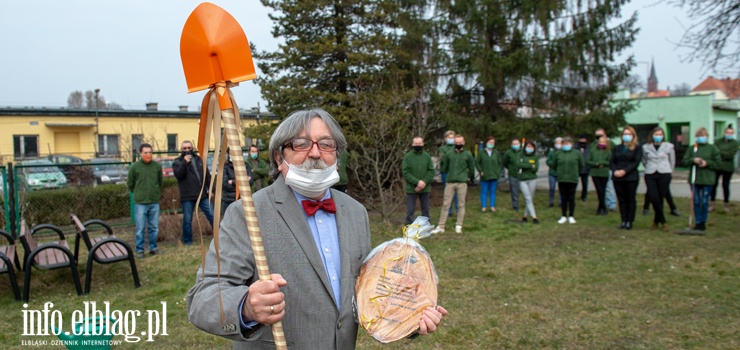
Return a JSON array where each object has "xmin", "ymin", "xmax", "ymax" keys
[
  {"xmin": 503, "ymin": 138, "xmax": 523, "ymax": 215},
  {"xmin": 402, "ymin": 136, "xmax": 435, "ymax": 224},
  {"xmin": 552, "ymin": 136, "xmax": 584, "ymax": 224},
  {"xmin": 588, "ymin": 136, "xmax": 612, "ymax": 216},
  {"xmin": 681, "ymin": 127, "xmax": 721, "ymax": 231},
  {"xmin": 173, "ymin": 140, "xmax": 214, "ymax": 246},
  {"xmin": 246, "ymin": 145, "xmax": 270, "ymax": 193},
  {"xmin": 221, "ymin": 156, "xmax": 253, "ymax": 216},
  {"xmin": 546, "ymin": 137, "xmax": 562, "ymax": 208},
  {"xmin": 332, "ymin": 150, "xmax": 350, "ymax": 193},
  {"xmin": 576, "ymin": 134, "xmax": 590, "ymax": 202},
  {"xmin": 517, "ymin": 141, "xmax": 540, "ymax": 223},
  {"xmin": 611, "ymin": 126, "xmax": 643, "ymax": 230},
  {"xmin": 432, "ymin": 134, "xmax": 475, "ymax": 234},
  {"xmin": 710, "ymin": 125, "xmax": 738, "ymax": 213},
  {"xmin": 127, "ymin": 143, "xmax": 162, "ymax": 258}
]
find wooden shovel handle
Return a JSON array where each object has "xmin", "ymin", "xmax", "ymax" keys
[{"xmin": 222, "ymin": 108, "xmax": 287, "ymax": 350}]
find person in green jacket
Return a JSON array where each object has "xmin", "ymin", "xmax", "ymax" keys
[
  {"xmin": 552, "ymin": 136, "xmax": 584, "ymax": 224},
  {"xmin": 127, "ymin": 143, "xmax": 163, "ymax": 258},
  {"xmin": 588, "ymin": 136, "xmax": 612, "ymax": 216},
  {"xmin": 681, "ymin": 127, "xmax": 722, "ymax": 231},
  {"xmin": 432, "ymin": 134, "xmax": 475, "ymax": 234},
  {"xmin": 247, "ymin": 145, "xmax": 270, "ymax": 193},
  {"xmin": 439, "ymin": 130, "xmax": 459, "ymax": 215},
  {"xmin": 518, "ymin": 141, "xmax": 540, "ymax": 223},
  {"xmin": 503, "ymin": 138, "xmax": 523, "ymax": 214},
  {"xmin": 332, "ymin": 149, "xmax": 350, "ymax": 193},
  {"xmin": 546, "ymin": 137, "xmax": 562, "ymax": 207},
  {"xmin": 710, "ymin": 125, "xmax": 738, "ymax": 213},
  {"xmin": 476, "ymin": 136, "xmax": 502, "ymax": 212},
  {"xmin": 403, "ymin": 136, "xmax": 435, "ymax": 224}
]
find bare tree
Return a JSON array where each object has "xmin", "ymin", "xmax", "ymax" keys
[
  {"xmin": 619, "ymin": 74, "xmax": 646, "ymax": 93},
  {"xmin": 672, "ymin": 82, "xmax": 693, "ymax": 96},
  {"xmin": 667, "ymin": 0, "xmax": 740, "ymax": 74},
  {"xmin": 85, "ymin": 90, "xmax": 107, "ymax": 109},
  {"xmin": 67, "ymin": 90, "xmax": 84, "ymax": 108},
  {"xmin": 107, "ymin": 102, "xmax": 124, "ymax": 110}
]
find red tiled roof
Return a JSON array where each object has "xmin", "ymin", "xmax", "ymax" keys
[
  {"xmin": 647, "ymin": 90, "xmax": 670, "ymax": 97},
  {"xmin": 692, "ymin": 77, "xmax": 740, "ymax": 99}
]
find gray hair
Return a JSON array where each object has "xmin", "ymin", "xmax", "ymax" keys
[
  {"xmin": 268, "ymin": 108, "xmax": 348, "ymax": 177},
  {"xmin": 554, "ymin": 137, "xmax": 563, "ymax": 143}
]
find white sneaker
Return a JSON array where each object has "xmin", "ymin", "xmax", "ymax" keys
[
  {"xmin": 455, "ymin": 225, "xmax": 462, "ymax": 234},
  {"xmin": 431, "ymin": 226, "xmax": 445, "ymax": 235},
  {"xmin": 557, "ymin": 216, "xmax": 567, "ymax": 224},
  {"xmin": 568, "ymin": 216, "xmax": 576, "ymax": 224}
]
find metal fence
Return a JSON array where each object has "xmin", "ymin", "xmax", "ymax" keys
[{"xmin": 1, "ymin": 159, "xmax": 182, "ymax": 238}]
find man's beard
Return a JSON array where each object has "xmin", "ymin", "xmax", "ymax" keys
[{"xmin": 294, "ymin": 158, "xmax": 331, "ymax": 170}]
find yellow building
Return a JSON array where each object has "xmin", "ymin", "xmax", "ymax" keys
[{"xmin": 0, "ymin": 104, "xmax": 275, "ymax": 164}]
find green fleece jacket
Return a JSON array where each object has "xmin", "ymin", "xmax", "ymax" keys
[
  {"xmin": 714, "ymin": 138, "xmax": 738, "ymax": 173},
  {"xmin": 248, "ymin": 157, "xmax": 270, "ymax": 192},
  {"xmin": 546, "ymin": 149, "xmax": 559, "ymax": 177},
  {"xmin": 476, "ymin": 149, "xmax": 503, "ymax": 181},
  {"xmin": 516, "ymin": 153, "xmax": 540, "ymax": 181},
  {"xmin": 503, "ymin": 149, "xmax": 522, "ymax": 179},
  {"xmin": 402, "ymin": 150, "xmax": 435, "ymax": 193},
  {"xmin": 587, "ymin": 147, "xmax": 612, "ymax": 178},
  {"xmin": 335, "ymin": 150, "xmax": 349, "ymax": 186},
  {"xmin": 127, "ymin": 160, "xmax": 162, "ymax": 204},
  {"xmin": 681, "ymin": 143, "xmax": 721, "ymax": 185},
  {"xmin": 552, "ymin": 149, "xmax": 584, "ymax": 184},
  {"xmin": 441, "ymin": 149, "xmax": 475, "ymax": 183},
  {"xmin": 438, "ymin": 144, "xmax": 455, "ymax": 173}
]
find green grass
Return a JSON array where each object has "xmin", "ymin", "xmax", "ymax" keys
[{"xmin": 1, "ymin": 187, "xmax": 738, "ymax": 349}]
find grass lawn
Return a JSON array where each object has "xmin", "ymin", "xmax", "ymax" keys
[{"xmin": 1, "ymin": 186, "xmax": 738, "ymax": 349}]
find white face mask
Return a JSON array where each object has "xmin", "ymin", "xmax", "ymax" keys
[{"xmin": 284, "ymin": 160, "xmax": 340, "ymax": 198}]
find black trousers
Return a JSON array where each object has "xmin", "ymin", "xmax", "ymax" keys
[
  {"xmin": 592, "ymin": 176, "xmax": 608, "ymax": 212},
  {"xmin": 645, "ymin": 173, "xmax": 671, "ymax": 224},
  {"xmin": 580, "ymin": 174, "xmax": 589, "ymax": 200},
  {"xmin": 711, "ymin": 170, "xmax": 733, "ymax": 202},
  {"xmin": 559, "ymin": 182, "xmax": 577, "ymax": 217},
  {"xmin": 405, "ymin": 192, "xmax": 430, "ymax": 225},
  {"xmin": 614, "ymin": 180, "xmax": 639, "ymax": 223},
  {"xmin": 643, "ymin": 177, "xmax": 677, "ymax": 211}
]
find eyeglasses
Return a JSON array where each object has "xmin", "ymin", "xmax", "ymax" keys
[{"xmin": 283, "ymin": 138, "xmax": 337, "ymax": 152}]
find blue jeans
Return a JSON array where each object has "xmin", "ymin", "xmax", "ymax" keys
[
  {"xmin": 548, "ymin": 175, "xmax": 561, "ymax": 205},
  {"xmin": 694, "ymin": 185, "xmax": 712, "ymax": 224},
  {"xmin": 606, "ymin": 171, "xmax": 616, "ymax": 209},
  {"xmin": 135, "ymin": 203, "xmax": 160, "ymax": 253},
  {"xmin": 182, "ymin": 199, "xmax": 214, "ymax": 245},
  {"xmin": 480, "ymin": 179, "xmax": 498, "ymax": 208},
  {"xmin": 441, "ymin": 173, "xmax": 459, "ymax": 214}
]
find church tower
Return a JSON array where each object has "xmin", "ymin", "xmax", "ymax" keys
[{"xmin": 647, "ymin": 58, "xmax": 658, "ymax": 93}]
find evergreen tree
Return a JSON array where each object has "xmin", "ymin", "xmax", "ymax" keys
[{"xmin": 435, "ymin": 0, "xmax": 638, "ymax": 143}]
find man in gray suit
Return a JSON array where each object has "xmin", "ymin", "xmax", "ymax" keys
[{"xmin": 187, "ymin": 109, "xmax": 446, "ymax": 349}]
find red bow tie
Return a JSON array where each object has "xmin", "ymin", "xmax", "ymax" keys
[{"xmin": 301, "ymin": 198, "xmax": 337, "ymax": 216}]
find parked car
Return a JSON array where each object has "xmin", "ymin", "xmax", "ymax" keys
[
  {"xmin": 88, "ymin": 158, "xmax": 128, "ymax": 184},
  {"xmin": 47, "ymin": 154, "xmax": 96, "ymax": 185},
  {"xmin": 18, "ymin": 159, "xmax": 67, "ymax": 191},
  {"xmin": 155, "ymin": 158, "xmax": 175, "ymax": 177}
]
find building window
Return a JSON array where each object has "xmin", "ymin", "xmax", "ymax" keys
[
  {"xmin": 167, "ymin": 134, "xmax": 178, "ymax": 152},
  {"xmin": 13, "ymin": 135, "xmax": 39, "ymax": 159},
  {"xmin": 132, "ymin": 134, "xmax": 143, "ymax": 153},
  {"xmin": 98, "ymin": 134, "xmax": 120, "ymax": 157}
]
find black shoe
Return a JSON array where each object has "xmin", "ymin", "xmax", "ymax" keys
[
  {"xmin": 582, "ymin": 197, "xmax": 587, "ymax": 202},
  {"xmin": 522, "ymin": 217, "xmax": 528, "ymax": 222},
  {"xmin": 695, "ymin": 222, "xmax": 706, "ymax": 231},
  {"xmin": 642, "ymin": 208, "xmax": 649, "ymax": 216},
  {"xmin": 670, "ymin": 210, "xmax": 680, "ymax": 217},
  {"xmin": 625, "ymin": 222, "xmax": 633, "ymax": 230},
  {"xmin": 619, "ymin": 222, "xmax": 627, "ymax": 229},
  {"xmin": 548, "ymin": 203, "xmax": 554, "ymax": 208},
  {"xmin": 149, "ymin": 250, "xmax": 161, "ymax": 256},
  {"xmin": 533, "ymin": 218, "xmax": 540, "ymax": 224}
]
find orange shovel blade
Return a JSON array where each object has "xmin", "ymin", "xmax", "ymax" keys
[{"xmin": 180, "ymin": 2, "xmax": 257, "ymax": 93}]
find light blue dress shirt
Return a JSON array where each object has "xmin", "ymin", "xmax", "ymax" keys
[{"xmin": 239, "ymin": 189, "xmax": 341, "ymax": 330}]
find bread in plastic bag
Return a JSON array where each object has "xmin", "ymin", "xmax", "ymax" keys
[{"xmin": 355, "ymin": 216, "xmax": 439, "ymax": 343}]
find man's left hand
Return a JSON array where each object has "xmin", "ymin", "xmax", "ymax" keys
[{"xmin": 418, "ymin": 305, "xmax": 448, "ymax": 335}]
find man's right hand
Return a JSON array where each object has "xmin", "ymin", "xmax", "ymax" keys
[
  {"xmin": 184, "ymin": 154, "xmax": 192, "ymax": 163},
  {"xmin": 242, "ymin": 274, "xmax": 287, "ymax": 325}
]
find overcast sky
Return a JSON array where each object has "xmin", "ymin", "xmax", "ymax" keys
[{"xmin": 0, "ymin": 1, "xmax": 714, "ymax": 113}]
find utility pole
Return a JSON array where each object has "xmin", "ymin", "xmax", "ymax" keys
[{"xmin": 94, "ymin": 88, "xmax": 100, "ymax": 157}]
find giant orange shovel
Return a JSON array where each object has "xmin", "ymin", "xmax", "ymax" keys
[{"xmin": 180, "ymin": 3, "xmax": 287, "ymax": 349}]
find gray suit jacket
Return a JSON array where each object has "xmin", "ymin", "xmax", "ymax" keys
[
  {"xmin": 187, "ymin": 176, "xmax": 372, "ymax": 349},
  {"xmin": 642, "ymin": 142, "xmax": 675, "ymax": 175}
]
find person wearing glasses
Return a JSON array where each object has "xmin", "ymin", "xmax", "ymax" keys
[
  {"xmin": 173, "ymin": 140, "xmax": 214, "ymax": 246},
  {"xmin": 127, "ymin": 143, "xmax": 162, "ymax": 258},
  {"xmin": 188, "ymin": 109, "xmax": 446, "ymax": 349}
]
